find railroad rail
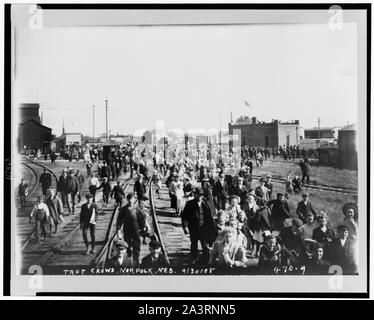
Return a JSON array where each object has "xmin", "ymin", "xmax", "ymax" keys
[
  {"xmin": 148, "ymin": 180, "xmax": 170, "ymax": 265},
  {"xmin": 92, "ymin": 179, "xmax": 133, "ymax": 268},
  {"xmin": 17, "ymin": 161, "xmax": 39, "ymax": 208},
  {"xmin": 21, "ymin": 173, "xmax": 135, "ymax": 273},
  {"xmin": 251, "ymin": 173, "xmax": 358, "ymax": 195},
  {"xmin": 96, "ymin": 177, "xmax": 171, "ymax": 268}
]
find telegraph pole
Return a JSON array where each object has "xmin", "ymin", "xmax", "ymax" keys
[
  {"xmin": 105, "ymin": 97, "xmax": 109, "ymax": 140},
  {"xmin": 219, "ymin": 112, "xmax": 222, "ymax": 164},
  {"xmin": 318, "ymin": 117, "xmax": 321, "ymax": 139},
  {"xmin": 92, "ymin": 105, "xmax": 96, "ymax": 143}
]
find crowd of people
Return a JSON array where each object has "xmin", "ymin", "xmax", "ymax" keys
[
  {"xmin": 19, "ymin": 141, "xmax": 358, "ymax": 274},
  {"xmin": 163, "ymin": 154, "xmax": 358, "ymax": 275}
]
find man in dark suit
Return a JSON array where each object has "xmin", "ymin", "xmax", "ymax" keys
[
  {"xmin": 101, "ymin": 161, "xmax": 110, "ymax": 180},
  {"xmin": 18, "ymin": 178, "xmax": 29, "ymax": 208},
  {"xmin": 111, "ymin": 181, "xmax": 126, "ymax": 208},
  {"xmin": 299, "ymin": 157, "xmax": 311, "ymax": 184},
  {"xmin": 57, "ymin": 169, "xmax": 69, "ymax": 213},
  {"xmin": 141, "ymin": 240, "xmax": 168, "ymax": 268},
  {"xmin": 296, "ymin": 192, "xmax": 317, "ymax": 222},
  {"xmin": 75, "ymin": 169, "xmax": 85, "ymax": 202},
  {"xmin": 306, "ymin": 243, "xmax": 331, "ymax": 275},
  {"xmin": 182, "ymin": 187, "xmax": 215, "ymax": 265},
  {"xmin": 40, "ymin": 168, "xmax": 52, "ymax": 196},
  {"xmin": 116, "ymin": 193, "xmax": 146, "ymax": 266},
  {"xmin": 134, "ymin": 174, "xmax": 147, "ymax": 201},
  {"xmin": 327, "ymin": 225, "xmax": 356, "ymax": 274},
  {"xmin": 233, "ymin": 177, "xmax": 248, "ymax": 209},
  {"xmin": 213, "ymin": 172, "xmax": 229, "ymax": 210},
  {"xmin": 66, "ymin": 170, "xmax": 80, "ymax": 214},
  {"xmin": 80, "ymin": 194, "xmax": 100, "ymax": 254}
]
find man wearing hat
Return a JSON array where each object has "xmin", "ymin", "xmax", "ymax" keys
[
  {"xmin": 213, "ymin": 172, "xmax": 229, "ymax": 210},
  {"xmin": 306, "ymin": 242, "xmax": 331, "ymax": 275},
  {"xmin": 268, "ymin": 193, "xmax": 291, "ymax": 232},
  {"xmin": 327, "ymin": 225, "xmax": 356, "ymax": 274},
  {"xmin": 255, "ymin": 177, "xmax": 270, "ymax": 202},
  {"xmin": 233, "ymin": 176, "xmax": 248, "ymax": 209},
  {"xmin": 181, "ymin": 187, "xmax": 215, "ymax": 265},
  {"xmin": 89, "ymin": 172, "xmax": 100, "ymax": 201},
  {"xmin": 18, "ymin": 178, "xmax": 29, "ymax": 208},
  {"xmin": 45, "ymin": 188, "xmax": 64, "ymax": 234},
  {"xmin": 75, "ymin": 169, "xmax": 85, "ymax": 203},
  {"xmin": 57, "ymin": 169, "xmax": 69, "ymax": 213},
  {"xmin": 80, "ymin": 194, "xmax": 100, "ymax": 254},
  {"xmin": 116, "ymin": 193, "xmax": 147, "ymax": 266},
  {"xmin": 264, "ymin": 175, "xmax": 273, "ymax": 200},
  {"xmin": 39, "ymin": 168, "xmax": 52, "ymax": 196},
  {"xmin": 296, "ymin": 192, "xmax": 317, "ymax": 223},
  {"xmin": 141, "ymin": 240, "xmax": 168, "ymax": 268},
  {"xmin": 134, "ymin": 174, "xmax": 147, "ymax": 201},
  {"xmin": 66, "ymin": 170, "xmax": 80, "ymax": 214},
  {"xmin": 107, "ymin": 240, "xmax": 132, "ymax": 268},
  {"xmin": 278, "ymin": 218, "xmax": 303, "ymax": 257},
  {"xmin": 111, "ymin": 181, "xmax": 126, "ymax": 208},
  {"xmin": 30, "ymin": 195, "xmax": 50, "ymax": 242},
  {"xmin": 97, "ymin": 177, "xmax": 111, "ymax": 207}
]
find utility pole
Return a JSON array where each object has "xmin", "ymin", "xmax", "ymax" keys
[
  {"xmin": 318, "ymin": 117, "xmax": 321, "ymax": 139},
  {"xmin": 105, "ymin": 97, "xmax": 109, "ymax": 140},
  {"xmin": 92, "ymin": 105, "xmax": 96, "ymax": 143},
  {"xmin": 219, "ymin": 112, "xmax": 222, "ymax": 164}
]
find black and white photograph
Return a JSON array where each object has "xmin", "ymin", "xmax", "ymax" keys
[{"xmin": 5, "ymin": 3, "xmax": 370, "ymax": 296}]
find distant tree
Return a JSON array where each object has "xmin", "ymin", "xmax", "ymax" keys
[{"xmin": 235, "ymin": 116, "xmax": 252, "ymax": 125}]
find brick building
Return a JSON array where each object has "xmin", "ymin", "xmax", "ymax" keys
[
  {"xmin": 228, "ymin": 117, "xmax": 300, "ymax": 147},
  {"xmin": 18, "ymin": 104, "xmax": 52, "ymax": 152}
]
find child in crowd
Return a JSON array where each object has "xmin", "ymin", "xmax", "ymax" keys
[
  {"xmin": 209, "ymin": 227, "xmax": 247, "ymax": 268},
  {"xmin": 228, "ymin": 218, "xmax": 247, "ymax": 251},
  {"xmin": 292, "ymin": 176, "xmax": 302, "ymax": 193},
  {"xmin": 175, "ymin": 181, "xmax": 185, "ymax": 216},
  {"xmin": 237, "ymin": 210, "xmax": 253, "ymax": 254},
  {"xmin": 312, "ymin": 211, "xmax": 335, "ymax": 248},
  {"xmin": 258, "ymin": 235, "xmax": 281, "ymax": 272},
  {"xmin": 342, "ymin": 203, "xmax": 358, "ymax": 242},
  {"xmin": 300, "ymin": 212, "xmax": 318, "ymax": 241},
  {"xmin": 285, "ymin": 173, "xmax": 293, "ymax": 194}
]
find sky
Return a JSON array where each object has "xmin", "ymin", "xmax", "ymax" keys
[{"xmin": 14, "ymin": 22, "xmax": 358, "ymax": 136}]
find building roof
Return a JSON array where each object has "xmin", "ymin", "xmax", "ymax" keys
[
  {"xmin": 304, "ymin": 127, "xmax": 339, "ymax": 131},
  {"xmin": 19, "ymin": 103, "xmax": 40, "ymax": 109},
  {"xmin": 54, "ymin": 133, "xmax": 82, "ymax": 141},
  {"xmin": 339, "ymin": 123, "xmax": 357, "ymax": 131},
  {"xmin": 19, "ymin": 118, "xmax": 52, "ymax": 131}
]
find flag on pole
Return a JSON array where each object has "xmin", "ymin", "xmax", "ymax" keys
[{"xmin": 244, "ymin": 101, "xmax": 252, "ymax": 109}]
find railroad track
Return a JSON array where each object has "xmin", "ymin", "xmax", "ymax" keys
[
  {"xmin": 250, "ymin": 173, "xmax": 358, "ymax": 195},
  {"xmin": 21, "ymin": 173, "xmax": 135, "ymax": 274},
  {"xmin": 95, "ymin": 176, "xmax": 171, "ymax": 268},
  {"xmin": 92, "ymin": 179, "xmax": 135, "ymax": 268},
  {"xmin": 16, "ymin": 161, "xmax": 39, "ymax": 209}
]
